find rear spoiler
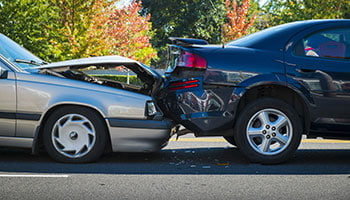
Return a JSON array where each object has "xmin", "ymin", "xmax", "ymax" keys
[{"xmin": 169, "ymin": 37, "xmax": 208, "ymax": 46}]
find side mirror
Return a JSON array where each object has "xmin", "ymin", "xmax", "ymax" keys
[{"xmin": 0, "ymin": 67, "xmax": 8, "ymax": 79}]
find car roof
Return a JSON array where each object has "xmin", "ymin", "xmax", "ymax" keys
[
  {"xmin": 227, "ymin": 19, "xmax": 350, "ymax": 51},
  {"xmin": 39, "ymin": 55, "xmax": 138, "ymax": 69}
]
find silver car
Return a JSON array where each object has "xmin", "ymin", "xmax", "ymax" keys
[{"xmin": 0, "ymin": 33, "xmax": 174, "ymax": 163}]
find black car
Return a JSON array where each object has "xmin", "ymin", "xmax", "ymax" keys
[{"xmin": 161, "ymin": 19, "xmax": 350, "ymax": 164}]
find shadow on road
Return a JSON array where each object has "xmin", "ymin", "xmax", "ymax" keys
[{"xmin": 0, "ymin": 147, "xmax": 349, "ymax": 175}]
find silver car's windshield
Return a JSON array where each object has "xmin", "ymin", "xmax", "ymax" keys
[{"xmin": 0, "ymin": 34, "xmax": 45, "ymax": 69}]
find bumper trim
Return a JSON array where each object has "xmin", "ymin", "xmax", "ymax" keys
[{"xmin": 107, "ymin": 118, "xmax": 174, "ymax": 129}]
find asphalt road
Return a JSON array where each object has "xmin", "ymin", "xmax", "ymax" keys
[{"xmin": 0, "ymin": 134, "xmax": 349, "ymax": 200}]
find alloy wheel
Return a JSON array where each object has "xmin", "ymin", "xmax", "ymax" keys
[{"xmin": 246, "ymin": 108, "xmax": 293, "ymax": 155}]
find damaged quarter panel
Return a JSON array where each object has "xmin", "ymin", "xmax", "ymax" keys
[{"xmin": 163, "ymin": 45, "xmax": 285, "ymax": 135}]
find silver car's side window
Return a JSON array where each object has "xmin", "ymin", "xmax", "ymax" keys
[{"xmin": 295, "ymin": 28, "xmax": 350, "ymax": 60}]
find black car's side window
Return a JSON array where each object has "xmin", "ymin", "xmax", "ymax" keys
[{"xmin": 294, "ymin": 28, "xmax": 350, "ymax": 60}]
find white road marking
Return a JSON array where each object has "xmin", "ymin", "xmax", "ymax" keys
[{"xmin": 0, "ymin": 174, "xmax": 69, "ymax": 178}]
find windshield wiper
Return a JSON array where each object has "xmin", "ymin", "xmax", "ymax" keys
[{"xmin": 15, "ymin": 59, "xmax": 47, "ymax": 66}]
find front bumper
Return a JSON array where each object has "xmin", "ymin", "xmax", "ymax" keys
[{"xmin": 106, "ymin": 118, "xmax": 175, "ymax": 152}]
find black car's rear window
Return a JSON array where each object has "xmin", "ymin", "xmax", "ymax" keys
[{"xmin": 226, "ymin": 21, "xmax": 312, "ymax": 50}]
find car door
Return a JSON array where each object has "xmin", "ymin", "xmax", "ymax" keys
[
  {"xmin": 285, "ymin": 25, "xmax": 350, "ymax": 134},
  {"xmin": 0, "ymin": 59, "xmax": 16, "ymax": 136}
]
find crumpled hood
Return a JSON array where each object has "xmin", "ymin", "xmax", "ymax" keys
[{"xmin": 37, "ymin": 55, "xmax": 138, "ymax": 71}]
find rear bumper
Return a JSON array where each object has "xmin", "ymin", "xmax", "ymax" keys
[
  {"xmin": 106, "ymin": 118, "xmax": 175, "ymax": 152},
  {"xmin": 161, "ymin": 79, "xmax": 239, "ymax": 135}
]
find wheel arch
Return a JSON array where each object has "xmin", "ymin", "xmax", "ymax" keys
[{"xmin": 235, "ymin": 83, "xmax": 312, "ymax": 134}]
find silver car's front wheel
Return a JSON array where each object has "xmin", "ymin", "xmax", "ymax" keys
[
  {"xmin": 52, "ymin": 114, "xmax": 96, "ymax": 158},
  {"xmin": 43, "ymin": 106, "xmax": 107, "ymax": 163},
  {"xmin": 234, "ymin": 98, "xmax": 302, "ymax": 164}
]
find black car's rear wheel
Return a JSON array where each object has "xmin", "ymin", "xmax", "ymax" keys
[
  {"xmin": 43, "ymin": 106, "xmax": 107, "ymax": 163},
  {"xmin": 234, "ymin": 98, "xmax": 302, "ymax": 164}
]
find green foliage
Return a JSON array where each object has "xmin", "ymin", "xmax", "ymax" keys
[
  {"xmin": 261, "ymin": 0, "xmax": 350, "ymax": 28},
  {"xmin": 245, "ymin": 0, "xmax": 262, "ymax": 34},
  {"xmin": 0, "ymin": 0, "xmax": 61, "ymax": 61},
  {"xmin": 2, "ymin": 0, "xmax": 347, "ymax": 66},
  {"xmin": 141, "ymin": 0, "xmax": 226, "ymax": 68},
  {"xmin": 48, "ymin": 0, "xmax": 115, "ymax": 61},
  {"xmin": 0, "ymin": 0, "xmax": 156, "ymax": 64},
  {"xmin": 142, "ymin": 0, "xmax": 226, "ymax": 44}
]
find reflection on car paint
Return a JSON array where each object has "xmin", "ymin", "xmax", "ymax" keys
[
  {"xmin": 179, "ymin": 89, "xmax": 224, "ymax": 113},
  {"xmin": 204, "ymin": 69, "xmax": 257, "ymax": 85},
  {"xmin": 296, "ymin": 70, "xmax": 350, "ymax": 97}
]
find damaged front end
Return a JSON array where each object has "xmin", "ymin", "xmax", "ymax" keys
[{"xmin": 37, "ymin": 56, "xmax": 163, "ymax": 97}]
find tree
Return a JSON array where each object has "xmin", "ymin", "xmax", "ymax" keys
[
  {"xmin": 141, "ymin": 0, "xmax": 226, "ymax": 67},
  {"xmin": 108, "ymin": 1, "xmax": 157, "ymax": 65},
  {"xmin": 49, "ymin": 0, "xmax": 116, "ymax": 60},
  {"xmin": 262, "ymin": 0, "xmax": 350, "ymax": 27},
  {"xmin": 222, "ymin": 0, "xmax": 256, "ymax": 42},
  {"xmin": 141, "ymin": 0, "xmax": 226, "ymax": 45},
  {"xmin": 0, "ymin": 0, "xmax": 60, "ymax": 61},
  {"xmin": 0, "ymin": 0, "xmax": 115, "ymax": 61},
  {"xmin": 0, "ymin": 0, "xmax": 156, "ymax": 64},
  {"xmin": 50, "ymin": 0, "xmax": 156, "ymax": 64}
]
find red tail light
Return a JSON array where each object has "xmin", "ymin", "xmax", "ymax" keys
[
  {"xmin": 170, "ymin": 79, "xmax": 199, "ymax": 86},
  {"xmin": 169, "ymin": 79, "xmax": 200, "ymax": 91},
  {"xmin": 178, "ymin": 51, "xmax": 207, "ymax": 69}
]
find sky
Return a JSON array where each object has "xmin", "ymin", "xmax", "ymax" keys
[{"xmin": 115, "ymin": 0, "xmax": 132, "ymax": 9}]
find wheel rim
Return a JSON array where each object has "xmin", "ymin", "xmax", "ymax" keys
[
  {"xmin": 51, "ymin": 114, "xmax": 96, "ymax": 158},
  {"xmin": 246, "ymin": 108, "xmax": 293, "ymax": 155}
]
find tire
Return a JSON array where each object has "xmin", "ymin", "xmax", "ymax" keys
[
  {"xmin": 223, "ymin": 136, "xmax": 236, "ymax": 146},
  {"xmin": 233, "ymin": 98, "xmax": 302, "ymax": 164},
  {"xmin": 43, "ymin": 106, "xmax": 107, "ymax": 163}
]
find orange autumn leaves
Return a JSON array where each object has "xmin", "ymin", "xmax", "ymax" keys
[
  {"xmin": 56, "ymin": 0, "xmax": 253, "ymax": 64},
  {"xmin": 108, "ymin": 1, "xmax": 157, "ymax": 65},
  {"xmin": 222, "ymin": 0, "xmax": 256, "ymax": 42},
  {"xmin": 1, "ymin": 0, "xmax": 255, "ymax": 65},
  {"xmin": 55, "ymin": 0, "xmax": 156, "ymax": 65}
]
